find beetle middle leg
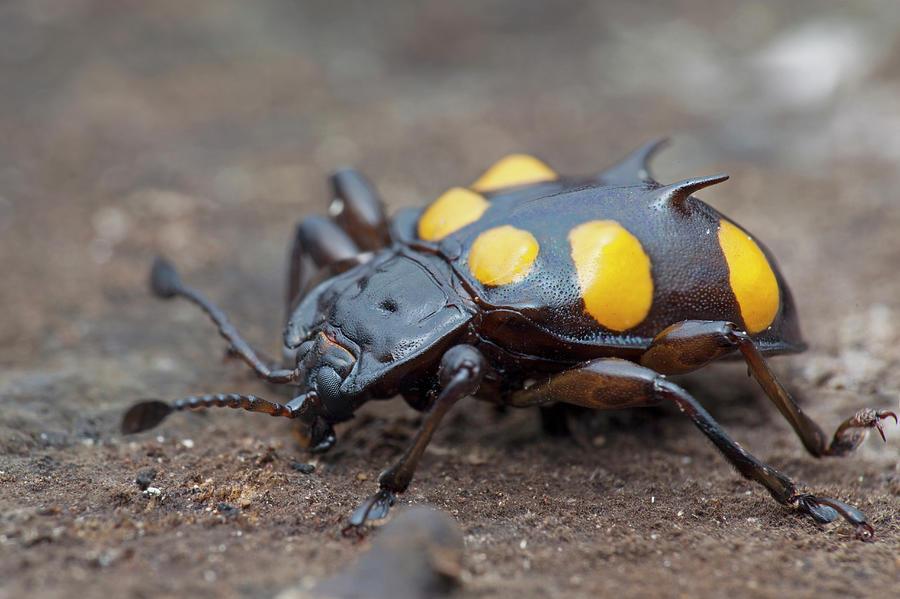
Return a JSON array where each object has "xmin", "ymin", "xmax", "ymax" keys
[
  {"xmin": 348, "ymin": 345, "xmax": 487, "ymax": 526},
  {"xmin": 508, "ymin": 357, "xmax": 876, "ymax": 537},
  {"xmin": 640, "ymin": 320, "xmax": 896, "ymax": 457}
]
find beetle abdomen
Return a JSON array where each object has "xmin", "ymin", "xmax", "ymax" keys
[{"xmin": 415, "ymin": 156, "xmax": 804, "ymax": 359}]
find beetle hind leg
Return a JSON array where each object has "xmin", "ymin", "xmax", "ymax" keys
[
  {"xmin": 508, "ymin": 357, "xmax": 877, "ymax": 538},
  {"xmin": 639, "ymin": 320, "xmax": 896, "ymax": 457}
]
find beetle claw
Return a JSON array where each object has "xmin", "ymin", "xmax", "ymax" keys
[
  {"xmin": 795, "ymin": 493, "xmax": 874, "ymax": 540},
  {"xmin": 348, "ymin": 489, "xmax": 397, "ymax": 527},
  {"xmin": 855, "ymin": 522, "xmax": 875, "ymax": 541},
  {"xmin": 866, "ymin": 409, "xmax": 896, "ymax": 443},
  {"xmin": 875, "ymin": 410, "xmax": 897, "ymax": 442},
  {"xmin": 795, "ymin": 494, "xmax": 839, "ymax": 524}
]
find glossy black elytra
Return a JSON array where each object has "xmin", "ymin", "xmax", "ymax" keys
[{"xmin": 123, "ymin": 140, "xmax": 895, "ymax": 538}]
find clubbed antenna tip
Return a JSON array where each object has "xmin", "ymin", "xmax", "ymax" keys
[
  {"xmin": 150, "ymin": 256, "xmax": 182, "ymax": 298},
  {"xmin": 122, "ymin": 400, "xmax": 174, "ymax": 434}
]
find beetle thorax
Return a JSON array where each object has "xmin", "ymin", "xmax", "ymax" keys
[{"xmin": 284, "ymin": 249, "xmax": 475, "ymax": 417}]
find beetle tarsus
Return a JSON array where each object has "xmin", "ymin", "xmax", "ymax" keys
[
  {"xmin": 349, "ymin": 489, "xmax": 397, "ymax": 526},
  {"xmin": 870, "ymin": 409, "xmax": 897, "ymax": 442},
  {"xmin": 826, "ymin": 408, "xmax": 898, "ymax": 456},
  {"xmin": 795, "ymin": 494, "xmax": 874, "ymax": 540},
  {"xmin": 794, "ymin": 494, "xmax": 839, "ymax": 524}
]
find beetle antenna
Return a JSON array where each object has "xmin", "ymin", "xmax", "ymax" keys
[
  {"xmin": 150, "ymin": 256, "xmax": 299, "ymax": 384},
  {"xmin": 650, "ymin": 174, "xmax": 729, "ymax": 211},
  {"xmin": 597, "ymin": 137, "xmax": 669, "ymax": 186},
  {"xmin": 121, "ymin": 393, "xmax": 306, "ymax": 434}
]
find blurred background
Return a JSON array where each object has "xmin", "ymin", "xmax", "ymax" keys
[
  {"xmin": 3, "ymin": 0, "xmax": 900, "ymax": 359},
  {"xmin": 2, "ymin": 2, "xmax": 900, "ymax": 598}
]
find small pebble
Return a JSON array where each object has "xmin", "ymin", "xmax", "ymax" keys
[
  {"xmin": 217, "ymin": 502, "xmax": 239, "ymax": 517},
  {"xmin": 134, "ymin": 469, "xmax": 157, "ymax": 491},
  {"xmin": 290, "ymin": 461, "xmax": 316, "ymax": 474}
]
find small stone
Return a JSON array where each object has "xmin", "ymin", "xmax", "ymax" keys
[
  {"xmin": 217, "ymin": 503, "xmax": 239, "ymax": 517},
  {"xmin": 134, "ymin": 469, "xmax": 157, "ymax": 491},
  {"xmin": 290, "ymin": 461, "xmax": 315, "ymax": 474}
]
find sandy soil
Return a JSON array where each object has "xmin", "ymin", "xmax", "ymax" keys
[{"xmin": 2, "ymin": 2, "xmax": 900, "ymax": 598}]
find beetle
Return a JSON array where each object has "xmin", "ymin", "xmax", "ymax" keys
[{"xmin": 123, "ymin": 139, "xmax": 895, "ymax": 537}]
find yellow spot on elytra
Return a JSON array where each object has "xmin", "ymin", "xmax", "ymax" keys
[
  {"xmin": 569, "ymin": 220, "xmax": 653, "ymax": 331},
  {"xmin": 471, "ymin": 154, "xmax": 557, "ymax": 192},
  {"xmin": 417, "ymin": 187, "xmax": 488, "ymax": 241},
  {"xmin": 468, "ymin": 225, "xmax": 539, "ymax": 286},
  {"xmin": 717, "ymin": 220, "xmax": 780, "ymax": 333}
]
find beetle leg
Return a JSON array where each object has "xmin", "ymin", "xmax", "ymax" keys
[
  {"xmin": 348, "ymin": 345, "xmax": 487, "ymax": 526},
  {"xmin": 328, "ymin": 168, "xmax": 391, "ymax": 251},
  {"xmin": 640, "ymin": 320, "xmax": 896, "ymax": 457},
  {"xmin": 150, "ymin": 256, "xmax": 299, "ymax": 384},
  {"xmin": 507, "ymin": 358, "xmax": 876, "ymax": 537},
  {"xmin": 286, "ymin": 170, "xmax": 388, "ymax": 314},
  {"xmin": 286, "ymin": 215, "xmax": 361, "ymax": 314}
]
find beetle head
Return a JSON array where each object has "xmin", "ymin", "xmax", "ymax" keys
[{"xmin": 283, "ymin": 250, "xmax": 473, "ymax": 445}]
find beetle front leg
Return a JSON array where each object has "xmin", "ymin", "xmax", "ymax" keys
[
  {"xmin": 508, "ymin": 358, "xmax": 876, "ymax": 538},
  {"xmin": 640, "ymin": 320, "xmax": 896, "ymax": 457},
  {"xmin": 348, "ymin": 345, "xmax": 487, "ymax": 526}
]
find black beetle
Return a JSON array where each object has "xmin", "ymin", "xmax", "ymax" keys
[{"xmin": 124, "ymin": 140, "xmax": 894, "ymax": 536}]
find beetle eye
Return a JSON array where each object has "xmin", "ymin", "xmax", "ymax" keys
[{"xmin": 378, "ymin": 298, "xmax": 398, "ymax": 313}]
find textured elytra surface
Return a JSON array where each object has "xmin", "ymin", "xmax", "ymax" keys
[{"xmin": 2, "ymin": 2, "xmax": 900, "ymax": 599}]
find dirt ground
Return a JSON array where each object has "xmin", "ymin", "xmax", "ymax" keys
[{"xmin": 3, "ymin": 2, "xmax": 900, "ymax": 598}]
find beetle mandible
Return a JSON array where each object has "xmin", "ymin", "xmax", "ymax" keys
[{"xmin": 123, "ymin": 139, "xmax": 895, "ymax": 537}]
